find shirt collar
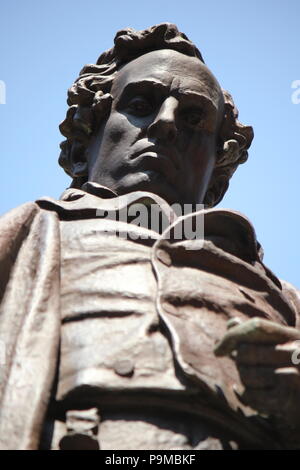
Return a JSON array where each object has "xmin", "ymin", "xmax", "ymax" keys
[
  {"xmin": 38, "ymin": 182, "xmax": 178, "ymax": 226},
  {"xmin": 37, "ymin": 182, "xmax": 260, "ymax": 259}
]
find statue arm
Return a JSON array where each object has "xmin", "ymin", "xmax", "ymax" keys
[{"xmin": 0, "ymin": 202, "xmax": 61, "ymax": 450}]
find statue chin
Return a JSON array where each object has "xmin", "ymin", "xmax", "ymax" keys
[{"xmin": 105, "ymin": 171, "xmax": 183, "ymax": 205}]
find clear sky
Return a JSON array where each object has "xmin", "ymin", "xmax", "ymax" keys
[{"xmin": 0, "ymin": 0, "xmax": 299, "ymax": 288}]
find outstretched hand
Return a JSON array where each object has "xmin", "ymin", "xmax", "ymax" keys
[{"xmin": 214, "ymin": 317, "xmax": 300, "ymax": 437}]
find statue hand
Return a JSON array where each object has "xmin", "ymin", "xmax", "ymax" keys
[{"xmin": 214, "ymin": 317, "xmax": 300, "ymax": 443}]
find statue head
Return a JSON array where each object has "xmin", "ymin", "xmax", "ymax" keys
[{"xmin": 59, "ymin": 23, "xmax": 253, "ymax": 207}]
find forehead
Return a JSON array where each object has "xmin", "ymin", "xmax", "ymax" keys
[{"xmin": 111, "ymin": 49, "xmax": 223, "ymax": 109}]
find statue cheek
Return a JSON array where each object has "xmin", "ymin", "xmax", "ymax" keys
[
  {"xmin": 108, "ymin": 125, "xmax": 126, "ymax": 145},
  {"xmin": 105, "ymin": 113, "xmax": 137, "ymax": 146}
]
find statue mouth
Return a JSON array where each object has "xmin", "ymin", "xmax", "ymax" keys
[
  {"xmin": 130, "ymin": 151, "xmax": 177, "ymax": 184},
  {"xmin": 129, "ymin": 142, "xmax": 179, "ymax": 185}
]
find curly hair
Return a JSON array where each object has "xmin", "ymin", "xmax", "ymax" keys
[{"xmin": 59, "ymin": 23, "xmax": 253, "ymax": 207}]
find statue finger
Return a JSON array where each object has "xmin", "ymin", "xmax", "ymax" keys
[{"xmin": 214, "ymin": 318, "xmax": 300, "ymax": 357}]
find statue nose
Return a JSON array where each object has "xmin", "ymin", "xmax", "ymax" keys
[{"xmin": 147, "ymin": 97, "xmax": 178, "ymax": 143}]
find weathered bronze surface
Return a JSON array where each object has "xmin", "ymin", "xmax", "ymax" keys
[{"xmin": 0, "ymin": 23, "xmax": 300, "ymax": 450}]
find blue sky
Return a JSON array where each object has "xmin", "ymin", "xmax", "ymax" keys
[{"xmin": 0, "ymin": 0, "xmax": 299, "ymax": 287}]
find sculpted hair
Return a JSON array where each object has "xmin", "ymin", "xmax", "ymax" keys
[{"xmin": 59, "ymin": 23, "xmax": 253, "ymax": 207}]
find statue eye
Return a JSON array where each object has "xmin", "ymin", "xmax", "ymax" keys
[
  {"xmin": 127, "ymin": 97, "xmax": 153, "ymax": 116},
  {"xmin": 181, "ymin": 109, "xmax": 203, "ymax": 127}
]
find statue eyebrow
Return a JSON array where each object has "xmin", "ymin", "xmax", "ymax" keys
[
  {"xmin": 118, "ymin": 80, "xmax": 168, "ymax": 98},
  {"xmin": 173, "ymin": 90, "xmax": 217, "ymax": 112},
  {"xmin": 119, "ymin": 80, "xmax": 217, "ymax": 110}
]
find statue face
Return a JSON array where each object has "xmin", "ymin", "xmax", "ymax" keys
[{"xmin": 86, "ymin": 49, "xmax": 224, "ymax": 205}]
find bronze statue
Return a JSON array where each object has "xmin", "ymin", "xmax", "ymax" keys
[{"xmin": 0, "ymin": 23, "xmax": 300, "ymax": 450}]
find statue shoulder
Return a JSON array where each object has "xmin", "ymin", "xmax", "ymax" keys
[
  {"xmin": 0, "ymin": 202, "xmax": 40, "ymax": 257},
  {"xmin": 0, "ymin": 201, "xmax": 40, "ymax": 226},
  {"xmin": 0, "ymin": 200, "xmax": 60, "ymax": 244},
  {"xmin": 0, "ymin": 201, "xmax": 60, "ymax": 300}
]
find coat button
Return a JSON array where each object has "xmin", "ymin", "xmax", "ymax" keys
[
  {"xmin": 156, "ymin": 249, "xmax": 171, "ymax": 266},
  {"xmin": 113, "ymin": 359, "xmax": 134, "ymax": 377}
]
